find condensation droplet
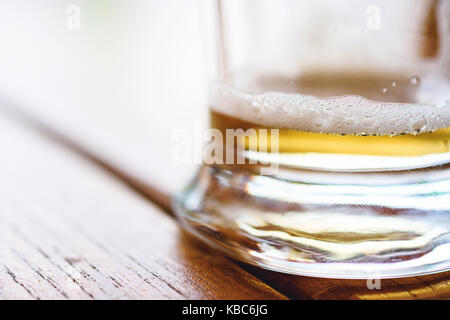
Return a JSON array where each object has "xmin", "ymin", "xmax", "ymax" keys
[
  {"xmin": 409, "ymin": 76, "xmax": 420, "ymax": 86},
  {"xmin": 251, "ymin": 100, "xmax": 260, "ymax": 113}
]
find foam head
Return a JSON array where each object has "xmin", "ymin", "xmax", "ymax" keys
[{"xmin": 211, "ymin": 83, "xmax": 450, "ymax": 135}]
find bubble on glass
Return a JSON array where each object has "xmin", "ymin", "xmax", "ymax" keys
[
  {"xmin": 251, "ymin": 99, "xmax": 260, "ymax": 113},
  {"xmin": 409, "ymin": 76, "xmax": 420, "ymax": 86},
  {"xmin": 412, "ymin": 119, "xmax": 427, "ymax": 133},
  {"xmin": 345, "ymin": 117, "xmax": 356, "ymax": 126},
  {"xmin": 382, "ymin": 88, "xmax": 388, "ymax": 94},
  {"xmin": 392, "ymin": 81, "xmax": 397, "ymax": 87}
]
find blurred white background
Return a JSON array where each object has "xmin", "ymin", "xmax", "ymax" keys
[{"xmin": 0, "ymin": 0, "xmax": 209, "ymax": 192}]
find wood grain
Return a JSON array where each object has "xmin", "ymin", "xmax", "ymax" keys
[
  {"xmin": 243, "ymin": 265, "xmax": 450, "ymax": 300},
  {"xmin": 3, "ymin": 105, "xmax": 449, "ymax": 300},
  {"xmin": 0, "ymin": 112, "xmax": 285, "ymax": 300}
]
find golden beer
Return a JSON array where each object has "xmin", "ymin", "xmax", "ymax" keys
[
  {"xmin": 211, "ymin": 111, "xmax": 450, "ymax": 157},
  {"xmin": 209, "ymin": 74, "xmax": 450, "ymax": 172},
  {"xmin": 175, "ymin": 0, "xmax": 450, "ymax": 278}
]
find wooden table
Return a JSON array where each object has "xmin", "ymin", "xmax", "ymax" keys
[{"xmin": 0, "ymin": 105, "xmax": 449, "ymax": 300}]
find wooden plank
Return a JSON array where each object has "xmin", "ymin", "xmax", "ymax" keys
[
  {"xmin": 243, "ymin": 265, "xmax": 450, "ymax": 300},
  {"xmin": 0, "ymin": 112, "xmax": 285, "ymax": 300},
  {"xmin": 4, "ymin": 107, "xmax": 449, "ymax": 300}
]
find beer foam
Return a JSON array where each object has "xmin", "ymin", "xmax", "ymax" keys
[{"xmin": 211, "ymin": 84, "xmax": 450, "ymax": 135}]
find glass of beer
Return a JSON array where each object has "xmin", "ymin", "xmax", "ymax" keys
[{"xmin": 174, "ymin": 0, "xmax": 450, "ymax": 278}]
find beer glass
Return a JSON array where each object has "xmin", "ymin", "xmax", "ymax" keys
[{"xmin": 174, "ymin": 0, "xmax": 450, "ymax": 278}]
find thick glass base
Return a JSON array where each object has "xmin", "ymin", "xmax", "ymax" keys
[{"xmin": 174, "ymin": 165, "xmax": 450, "ymax": 279}]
